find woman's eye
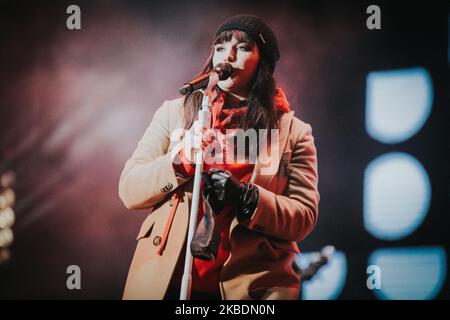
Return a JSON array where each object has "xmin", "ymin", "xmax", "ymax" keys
[{"xmin": 238, "ymin": 46, "xmax": 251, "ymax": 51}]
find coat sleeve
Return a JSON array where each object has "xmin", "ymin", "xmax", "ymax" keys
[
  {"xmin": 243, "ymin": 122, "xmax": 320, "ymax": 241},
  {"xmin": 118, "ymin": 100, "xmax": 191, "ymax": 210}
]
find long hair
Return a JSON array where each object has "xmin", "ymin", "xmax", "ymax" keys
[{"xmin": 182, "ymin": 30, "xmax": 278, "ymax": 131}]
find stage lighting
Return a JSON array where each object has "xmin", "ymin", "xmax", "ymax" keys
[
  {"xmin": 364, "ymin": 152, "xmax": 431, "ymax": 240},
  {"xmin": 0, "ymin": 189, "xmax": 15, "ymax": 210},
  {"xmin": 368, "ymin": 246, "xmax": 446, "ymax": 300},
  {"xmin": 366, "ymin": 67, "xmax": 433, "ymax": 144},
  {"xmin": 0, "ymin": 207, "xmax": 15, "ymax": 229},
  {"xmin": 0, "ymin": 228, "xmax": 13, "ymax": 248}
]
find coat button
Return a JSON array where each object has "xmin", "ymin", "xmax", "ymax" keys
[
  {"xmin": 160, "ymin": 183, "xmax": 173, "ymax": 193},
  {"xmin": 153, "ymin": 236, "xmax": 162, "ymax": 246}
]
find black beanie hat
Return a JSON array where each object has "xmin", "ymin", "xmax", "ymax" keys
[{"xmin": 215, "ymin": 14, "xmax": 280, "ymax": 73}]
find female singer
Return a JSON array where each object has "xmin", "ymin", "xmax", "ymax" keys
[{"xmin": 119, "ymin": 14, "xmax": 319, "ymax": 300}]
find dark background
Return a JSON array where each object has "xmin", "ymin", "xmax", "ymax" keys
[{"xmin": 0, "ymin": 0, "xmax": 448, "ymax": 299}]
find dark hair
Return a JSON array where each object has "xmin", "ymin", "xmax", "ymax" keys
[{"xmin": 182, "ymin": 30, "xmax": 278, "ymax": 131}]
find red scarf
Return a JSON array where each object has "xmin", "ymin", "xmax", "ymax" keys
[{"xmin": 210, "ymin": 87, "xmax": 291, "ymax": 132}]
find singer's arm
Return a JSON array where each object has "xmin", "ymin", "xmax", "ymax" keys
[{"xmin": 118, "ymin": 99, "xmax": 191, "ymax": 210}]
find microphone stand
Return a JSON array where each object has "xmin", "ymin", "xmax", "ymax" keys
[{"xmin": 179, "ymin": 74, "xmax": 217, "ymax": 300}]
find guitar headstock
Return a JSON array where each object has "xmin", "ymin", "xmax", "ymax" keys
[{"xmin": 294, "ymin": 245, "xmax": 336, "ymax": 282}]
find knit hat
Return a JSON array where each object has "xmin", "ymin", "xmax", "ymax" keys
[{"xmin": 215, "ymin": 14, "xmax": 280, "ymax": 73}]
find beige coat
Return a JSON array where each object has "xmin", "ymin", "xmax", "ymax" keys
[{"xmin": 118, "ymin": 97, "xmax": 319, "ymax": 300}]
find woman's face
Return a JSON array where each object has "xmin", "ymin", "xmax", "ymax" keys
[{"xmin": 212, "ymin": 34, "xmax": 260, "ymax": 97}]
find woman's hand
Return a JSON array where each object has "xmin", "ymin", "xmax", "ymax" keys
[
  {"xmin": 182, "ymin": 120, "xmax": 216, "ymax": 164},
  {"xmin": 207, "ymin": 169, "xmax": 244, "ymax": 205},
  {"xmin": 201, "ymin": 168, "xmax": 247, "ymax": 215},
  {"xmin": 202, "ymin": 169, "xmax": 259, "ymax": 221}
]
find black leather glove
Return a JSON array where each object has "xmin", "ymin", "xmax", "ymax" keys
[
  {"xmin": 202, "ymin": 170, "xmax": 224, "ymax": 214},
  {"xmin": 204, "ymin": 168, "xmax": 259, "ymax": 222},
  {"xmin": 191, "ymin": 169, "xmax": 259, "ymax": 261}
]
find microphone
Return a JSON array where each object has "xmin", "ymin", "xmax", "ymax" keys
[{"xmin": 179, "ymin": 63, "xmax": 234, "ymax": 95}]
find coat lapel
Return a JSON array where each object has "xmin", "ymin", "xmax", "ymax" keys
[
  {"xmin": 249, "ymin": 110, "xmax": 294, "ymax": 189},
  {"xmin": 228, "ymin": 110, "xmax": 294, "ymax": 234}
]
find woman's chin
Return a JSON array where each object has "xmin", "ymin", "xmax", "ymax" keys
[
  {"xmin": 218, "ymin": 81, "xmax": 242, "ymax": 94},
  {"xmin": 218, "ymin": 80, "xmax": 233, "ymax": 89}
]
